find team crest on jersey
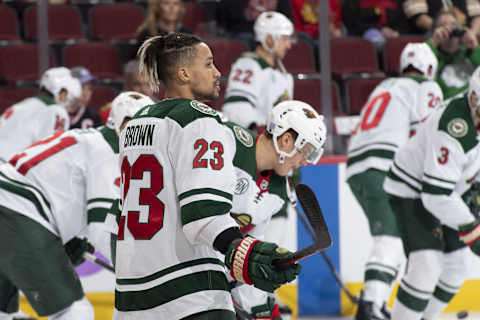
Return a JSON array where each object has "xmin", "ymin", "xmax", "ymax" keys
[
  {"xmin": 447, "ymin": 118, "xmax": 468, "ymax": 138},
  {"xmin": 233, "ymin": 125, "xmax": 254, "ymax": 147},
  {"xmin": 190, "ymin": 100, "xmax": 217, "ymax": 116},
  {"xmin": 234, "ymin": 177, "xmax": 249, "ymax": 195}
]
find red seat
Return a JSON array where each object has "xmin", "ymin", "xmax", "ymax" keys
[
  {"xmin": 182, "ymin": 3, "xmax": 208, "ymax": 33},
  {"xmin": 90, "ymin": 86, "xmax": 118, "ymax": 111},
  {"xmin": 89, "ymin": 4, "xmax": 144, "ymax": 41},
  {"xmin": 294, "ymin": 79, "xmax": 343, "ymax": 115},
  {"xmin": 345, "ymin": 77, "xmax": 386, "ymax": 115},
  {"xmin": 0, "ymin": 87, "xmax": 37, "ymax": 115},
  {"xmin": 331, "ymin": 37, "xmax": 383, "ymax": 77},
  {"xmin": 64, "ymin": 43, "xmax": 122, "ymax": 80},
  {"xmin": 207, "ymin": 40, "xmax": 248, "ymax": 77},
  {"xmin": 0, "ymin": 6, "xmax": 20, "ymax": 42},
  {"xmin": 0, "ymin": 45, "xmax": 55, "ymax": 84},
  {"xmin": 24, "ymin": 5, "xmax": 84, "ymax": 41},
  {"xmin": 284, "ymin": 40, "xmax": 316, "ymax": 74},
  {"xmin": 383, "ymin": 36, "xmax": 426, "ymax": 75}
]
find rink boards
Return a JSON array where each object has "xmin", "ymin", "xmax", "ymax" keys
[{"xmin": 20, "ymin": 157, "xmax": 480, "ymax": 318}]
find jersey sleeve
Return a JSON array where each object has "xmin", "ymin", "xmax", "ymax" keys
[
  {"xmin": 420, "ymin": 130, "xmax": 475, "ymax": 228},
  {"xmin": 414, "ymin": 81, "xmax": 444, "ymax": 122},
  {"xmin": 36, "ymin": 105, "xmax": 70, "ymax": 141},
  {"xmin": 171, "ymin": 117, "xmax": 239, "ymax": 247}
]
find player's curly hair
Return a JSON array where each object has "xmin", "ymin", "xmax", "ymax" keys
[{"xmin": 138, "ymin": 33, "xmax": 202, "ymax": 92}]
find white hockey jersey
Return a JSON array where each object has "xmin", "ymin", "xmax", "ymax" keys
[
  {"xmin": 114, "ymin": 99, "xmax": 239, "ymax": 319},
  {"xmin": 222, "ymin": 52, "xmax": 293, "ymax": 128},
  {"xmin": 0, "ymin": 127, "xmax": 120, "ymax": 255},
  {"xmin": 346, "ymin": 76, "xmax": 443, "ymax": 179},
  {"xmin": 0, "ymin": 95, "xmax": 69, "ymax": 162},
  {"xmin": 383, "ymin": 95, "xmax": 480, "ymax": 229}
]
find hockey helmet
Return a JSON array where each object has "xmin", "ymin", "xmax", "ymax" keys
[
  {"xmin": 266, "ymin": 100, "xmax": 327, "ymax": 164},
  {"xmin": 468, "ymin": 66, "xmax": 480, "ymax": 120},
  {"xmin": 399, "ymin": 43, "xmax": 438, "ymax": 80},
  {"xmin": 40, "ymin": 67, "xmax": 82, "ymax": 107},
  {"xmin": 254, "ymin": 11, "xmax": 293, "ymax": 54},
  {"xmin": 107, "ymin": 91, "xmax": 155, "ymax": 135}
]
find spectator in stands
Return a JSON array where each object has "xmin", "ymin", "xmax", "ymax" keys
[
  {"xmin": 427, "ymin": 10, "xmax": 480, "ymax": 98},
  {"xmin": 401, "ymin": 0, "xmax": 480, "ymax": 36},
  {"xmin": 290, "ymin": 0, "xmax": 342, "ymax": 41},
  {"xmin": 136, "ymin": 0, "xmax": 191, "ymax": 49},
  {"xmin": 70, "ymin": 67, "xmax": 103, "ymax": 129},
  {"xmin": 99, "ymin": 60, "xmax": 154, "ymax": 123},
  {"xmin": 217, "ymin": 0, "xmax": 293, "ymax": 49},
  {"xmin": 342, "ymin": 0, "xmax": 406, "ymax": 46}
]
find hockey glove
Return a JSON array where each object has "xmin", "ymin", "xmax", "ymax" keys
[
  {"xmin": 459, "ymin": 219, "xmax": 480, "ymax": 257},
  {"xmin": 251, "ymin": 297, "xmax": 282, "ymax": 320},
  {"xmin": 225, "ymin": 236, "xmax": 301, "ymax": 293},
  {"xmin": 64, "ymin": 237, "xmax": 95, "ymax": 266},
  {"xmin": 464, "ymin": 183, "xmax": 480, "ymax": 218}
]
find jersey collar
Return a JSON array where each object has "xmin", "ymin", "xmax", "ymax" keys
[
  {"xmin": 98, "ymin": 126, "xmax": 119, "ymax": 154},
  {"xmin": 35, "ymin": 94, "xmax": 56, "ymax": 106}
]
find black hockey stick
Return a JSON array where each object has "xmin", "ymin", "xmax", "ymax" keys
[
  {"xmin": 83, "ymin": 252, "xmax": 115, "ymax": 273},
  {"xmin": 295, "ymin": 205, "xmax": 359, "ymax": 304},
  {"xmin": 273, "ymin": 184, "xmax": 332, "ymax": 269}
]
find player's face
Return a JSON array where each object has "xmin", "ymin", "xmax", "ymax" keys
[
  {"xmin": 189, "ymin": 43, "xmax": 221, "ymax": 102},
  {"xmin": 469, "ymin": 91, "xmax": 480, "ymax": 128},
  {"xmin": 274, "ymin": 35, "xmax": 292, "ymax": 60},
  {"xmin": 273, "ymin": 132, "xmax": 308, "ymax": 176}
]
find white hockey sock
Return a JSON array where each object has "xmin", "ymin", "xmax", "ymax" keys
[
  {"xmin": 48, "ymin": 297, "xmax": 94, "ymax": 320},
  {"xmin": 363, "ymin": 279, "xmax": 391, "ymax": 307},
  {"xmin": 422, "ymin": 296, "xmax": 448, "ymax": 320},
  {"xmin": 0, "ymin": 312, "xmax": 13, "ymax": 320},
  {"xmin": 391, "ymin": 298, "xmax": 423, "ymax": 320}
]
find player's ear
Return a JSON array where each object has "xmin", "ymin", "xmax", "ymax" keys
[
  {"xmin": 177, "ymin": 67, "xmax": 190, "ymax": 84},
  {"xmin": 278, "ymin": 131, "xmax": 295, "ymax": 152}
]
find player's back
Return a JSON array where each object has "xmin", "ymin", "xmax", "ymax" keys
[
  {"xmin": 115, "ymin": 99, "xmax": 238, "ymax": 319},
  {"xmin": 347, "ymin": 76, "xmax": 442, "ymax": 178},
  {"xmin": 0, "ymin": 96, "xmax": 69, "ymax": 162},
  {"xmin": 0, "ymin": 127, "xmax": 119, "ymax": 243}
]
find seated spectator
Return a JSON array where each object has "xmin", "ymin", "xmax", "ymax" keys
[
  {"xmin": 70, "ymin": 67, "xmax": 103, "ymax": 129},
  {"xmin": 342, "ymin": 0, "xmax": 406, "ymax": 46},
  {"xmin": 217, "ymin": 0, "xmax": 293, "ymax": 49},
  {"xmin": 290, "ymin": 0, "xmax": 342, "ymax": 40},
  {"xmin": 136, "ymin": 0, "xmax": 191, "ymax": 49},
  {"xmin": 99, "ymin": 60, "xmax": 154, "ymax": 123},
  {"xmin": 427, "ymin": 10, "xmax": 480, "ymax": 98},
  {"xmin": 402, "ymin": 0, "xmax": 480, "ymax": 36}
]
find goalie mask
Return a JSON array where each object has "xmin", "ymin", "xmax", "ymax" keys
[
  {"xmin": 266, "ymin": 100, "xmax": 327, "ymax": 164},
  {"xmin": 399, "ymin": 43, "xmax": 438, "ymax": 80},
  {"xmin": 40, "ymin": 67, "xmax": 81, "ymax": 107},
  {"xmin": 107, "ymin": 91, "xmax": 155, "ymax": 135},
  {"xmin": 254, "ymin": 11, "xmax": 293, "ymax": 54},
  {"xmin": 468, "ymin": 66, "xmax": 480, "ymax": 126}
]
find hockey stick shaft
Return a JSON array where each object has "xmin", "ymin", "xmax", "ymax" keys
[{"xmin": 84, "ymin": 252, "xmax": 115, "ymax": 273}]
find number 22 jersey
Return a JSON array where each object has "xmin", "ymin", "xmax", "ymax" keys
[{"xmin": 346, "ymin": 76, "xmax": 443, "ymax": 179}]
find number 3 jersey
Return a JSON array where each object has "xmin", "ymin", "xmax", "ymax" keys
[
  {"xmin": 0, "ymin": 127, "xmax": 120, "ymax": 245},
  {"xmin": 115, "ymin": 99, "xmax": 240, "ymax": 319},
  {"xmin": 346, "ymin": 76, "xmax": 443, "ymax": 179},
  {"xmin": 383, "ymin": 95, "xmax": 480, "ymax": 229},
  {"xmin": 222, "ymin": 52, "xmax": 294, "ymax": 128}
]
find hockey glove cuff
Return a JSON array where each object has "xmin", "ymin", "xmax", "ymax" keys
[
  {"xmin": 459, "ymin": 219, "xmax": 480, "ymax": 256},
  {"xmin": 251, "ymin": 297, "xmax": 282, "ymax": 320},
  {"xmin": 225, "ymin": 236, "xmax": 302, "ymax": 293},
  {"xmin": 65, "ymin": 237, "xmax": 95, "ymax": 266}
]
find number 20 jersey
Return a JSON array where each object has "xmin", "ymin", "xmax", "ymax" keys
[
  {"xmin": 346, "ymin": 76, "xmax": 443, "ymax": 179},
  {"xmin": 115, "ymin": 99, "xmax": 239, "ymax": 319}
]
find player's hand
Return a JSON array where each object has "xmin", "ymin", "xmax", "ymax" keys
[
  {"xmin": 225, "ymin": 236, "xmax": 301, "ymax": 293},
  {"xmin": 64, "ymin": 237, "xmax": 95, "ymax": 266},
  {"xmin": 459, "ymin": 219, "xmax": 480, "ymax": 256}
]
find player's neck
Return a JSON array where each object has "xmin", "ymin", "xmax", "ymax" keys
[
  {"xmin": 163, "ymin": 84, "xmax": 195, "ymax": 100},
  {"xmin": 255, "ymin": 47, "xmax": 275, "ymax": 67},
  {"xmin": 256, "ymin": 134, "xmax": 277, "ymax": 172}
]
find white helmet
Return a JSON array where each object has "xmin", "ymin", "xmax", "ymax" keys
[
  {"xmin": 107, "ymin": 91, "xmax": 155, "ymax": 135},
  {"xmin": 468, "ymin": 66, "xmax": 480, "ymax": 118},
  {"xmin": 40, "ymin": 67, "xmax": 82, "ymax": 106},
  {"xmin": 399, "ymin": 43, "xmax": 438, "ymax": 80},
  {"xmin": 254, "ymin": 11, "xmax": 293, "ymax": 54},
  {"xmin": 266, "ymin": 100, "xmax": 327, "ymax": 164}
]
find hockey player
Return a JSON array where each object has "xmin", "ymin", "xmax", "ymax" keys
[
  {"xmin": 0, "ymin": 67, "xmax": 81, "ymax": 162},
  {"xmin": 0, "ymin": 91, "xmax": 153, "ymax": 320},
  {"xmin": 228, "ymin": 100, "xmax": 326, "ymax": 320},
  {"xmin": 346, "ymin": 42, "xmax": 442, "ymax": 319},
  {"xmin": 383, "ymin": 67, "xmax": 480, "ymax": 320},
  {"xmin": 222, "ymin": 11, "xmax": 294, "ymax": 130},
  {"xmin": 114, "ymin": 33, "xmax": 306, "ymax": 320}
]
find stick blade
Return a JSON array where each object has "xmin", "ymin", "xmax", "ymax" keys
[{"xmin": 295, "ymin": 184, "xmax": 332, "ymax": 248}]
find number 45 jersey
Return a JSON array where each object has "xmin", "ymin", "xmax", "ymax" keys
[
  {"xmin": 346, "ymin": 76, "xmax": 443, "ymax": 179},
  {"xmin": 0, "ymin": 127, "xmax": 120, "ymax": 244}
]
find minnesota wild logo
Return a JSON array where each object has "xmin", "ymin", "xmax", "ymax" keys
[
  {"xmin": 190, "ymin": 100, "xmax": 217, "ymax": 116},
  {"xmin": 447, "ymin": 118, "xmax": 468, "ymax": 138},
  {"xmin": 233, "ymin": 125, "xmax": 253, "ymax": 147},
  {"xmin": 303, "ymin": 108, "xmax": 316, "ymax": 119}
]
